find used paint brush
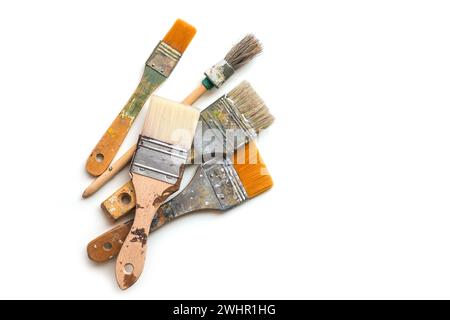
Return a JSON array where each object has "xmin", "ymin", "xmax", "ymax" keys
[
  {"xmin": 85, "ymin": 19, "xmax": 196, "ymax": 177},
  {"xmin": 87, "ymin": 142, "xmax": 273, "ymax": 263},
  {"xmin": 82, "ymin": 35, "xmax": 263, "ymax": 196},
  {"xmin": 183, "ymin": 34, "xmax": 263, "ymax": 104},
  {"xmin": 100, "ymin": 81, "xmax": 274, "ymax": 220},
  {"xmin": 116, "ymin": 96, "xmax": 200, "ymax": 290}
]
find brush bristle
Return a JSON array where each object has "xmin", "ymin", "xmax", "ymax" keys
[
  {"xmin": 233, "ymin": 142, "xmax": 273, "ymax": 198},
  {"xmin": 162, "ymin": 19, "xmax": 197, "ymax": 53},
  {"xmin": 224, "ymin": 34, "xmax": 263, "ymax": 70},
  {"xmin": 227, "ymin": 81, "xmax": 275, "ymax": 132},
  {"xmin": 143, "ymin": 96, "xmax": 200, "ymax": 149}
]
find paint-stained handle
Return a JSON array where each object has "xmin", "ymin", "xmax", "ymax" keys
[
  {"xmin": 83, "ymin": 145, "xmax": 137, "ymax": 198},
  {"xmin": 102, "ymin": 180, "xmax": 136, "ymax": 220},
  {"xmin": 85, "ymin": 115, "xmax": 134, "ymax": 176},
  {"xmin": 88, "ymin": 201, "xmax": 172, "ymax": 263},
  {"xmin": 115, "ymin": 176, "xmax": 172, "ymax": 289},
  {"xmin": 115, "ymin": 207, "xmax": 156, "ymax": 289},
  {"xmin": 87, "ymin": 220, "xmax": 133, "ymax": 262},
  {"xmin": 85, "ymin": 68, "xmax": 165, "ymax": 176}
]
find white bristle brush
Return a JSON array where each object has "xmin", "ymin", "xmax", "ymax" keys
[{"xmin": 115, "ymin": 96, "xmax": 200, "ymax": 290}]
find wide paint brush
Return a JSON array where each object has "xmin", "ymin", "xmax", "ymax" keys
[
  {"xmin": 82, "ymin": 35, "xmax": 263, "ymax": 197},
  {"xmin": 115, "ymin": 96, "xmax": 200, "ymax": 289},
  {"xmin": 100, "ymin": 81, "xmax": 274, "ymax": 220},
  {"xmin": 88, "ymin": 142, "xmax": 273, "ymax": 263},
  {"xmin": 85, "ymin": 19, "xmax": 196, "ymax": 176}
]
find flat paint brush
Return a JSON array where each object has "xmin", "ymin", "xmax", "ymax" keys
[
  {"xmin": 88, "ymin": 142, "xmax": 273, "ymax": 263},
  {"xmin": 85, "ymin": 19, "xmax": 196, "ymax": 177},
  {"xmin": 82, "ymin": 35, "xmax": 263, "ymax": 196},
  {"xmin": 116, "ymin": 96, "xmax": 200, "ymax": 290},
  {"xmin": 100, "ymin": 81, "xmax": 274, "ymax": 220}
]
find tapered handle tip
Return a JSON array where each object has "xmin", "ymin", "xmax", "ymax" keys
[
  {"xmin": 116, "ymin": 260, "xmax": 141, "ymax": 290},
  {"xmin": 82, "ymin": 188, "xmax": 92, "ymax": 199}
]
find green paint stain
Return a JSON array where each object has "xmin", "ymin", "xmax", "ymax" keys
[{"xmin": 122, "ymin": 67, "xmax": 166, "ymax": 119}]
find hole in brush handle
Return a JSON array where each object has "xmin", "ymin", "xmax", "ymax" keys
[
  {"xmin": 124, "ymin": 263, "xmax": 134, "ymax": 275},
  {"xmin": 95, "ymin": 153, "xmax": 104, "ymax": 163},
  {"xmin": 86, "ymin": 114, "xmax": 134, "ymax": 176}
]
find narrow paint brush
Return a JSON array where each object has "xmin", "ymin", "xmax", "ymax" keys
[
  {"xmin": 82, "ymin": 35, "xmax": 263, "ymax": 196},
  {"xmin": 183, "ymin": 34, "xmax": 263, "ymax": 104},
  {"xmin": 87, "ymin": 142, "xmax": 273, "ymax": 263},
  {"xmin": 85, "ymin": 19, "xmax": 196, "ymax": 177},
  {"xmin": 116, "ymin": 96, "xmax": 200, "ymax": 290},
  {"xmin": 100, "ymin": 81, "xmax": 274, "ymax": 220}
]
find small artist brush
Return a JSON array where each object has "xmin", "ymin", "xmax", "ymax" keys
[
  {"xmin": 82, "ymin": 35, "xmax": 263, "ymax": 197},
  {"xmin": 183, "ymin": 34, "xmax": 263, "ymax": 104},
  {"xmin": 85, "ymin": 19, "xmax": 196, "ymax": 177},
  {"xmin": 116, "ymin": 96, "xmax": 200, "ymax": 290},
  {"xmin": 87, "ymin": 142, "xmax": 273, "ymax": 263},
  {"xmin": 100, "ymin": 81, "xmax": 275, "ymax": 220}
]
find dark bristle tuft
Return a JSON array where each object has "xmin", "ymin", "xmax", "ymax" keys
[
  {"xmin": 224, "ymin": 34, "xmax": 263, "ymax": 70},
  {"xmin": 227, "ymin": 81, "xmax": 274, "ymax": 132}
]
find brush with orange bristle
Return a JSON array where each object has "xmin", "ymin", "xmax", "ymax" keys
[
  {"xmin": 85, "ymin": 19, "xmax": 196, "ymax": 177},
  {"xmin": 87, "ymin": 142, "xmax": 273, "ymax": 263}
]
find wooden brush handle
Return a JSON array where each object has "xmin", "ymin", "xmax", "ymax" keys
[
  {"xmin": 115, "ymin": 175, "xmax": 173, "ymax": 290},
  {"xmin": 102, "ymin": 180, "xmax": 136, "ymax": 220},
  {"xmin": 182, "ymin": 83, "xmax": 208, "ymax": 105},
  {"xmin": 87, "ymin": 220, "xmax": 133, "ymax": 262},
  {"xmin": 83, "ymin": 145, "xmax": 137, "ymax": 198},
  {"xmin": 88, "ymin": 201, "xmax": 170, "ymax": 263},
  {"xmin": 86, "ymin": 115, "xmax": 134, "ymax": 176},
  {"xmin": 85, "ymin": 70, "xmax": 163, "ymax": 177}
]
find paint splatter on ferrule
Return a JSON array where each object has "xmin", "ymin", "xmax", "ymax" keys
[
  {"xmin": 204, "ymin": 60, "xmax": 235, "ymax": 88},
  {"xmin": 146, "ymin": 41, "xmax": 182, "ymax": 78}
]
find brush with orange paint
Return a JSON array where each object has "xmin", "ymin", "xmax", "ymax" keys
[
  {"xmin": 87, "ymin": 142, "xmax": 273, "ymax": 263},
  {"xmin": 85, "ymin": 19, "xmax": 197, "ymax": 177}
]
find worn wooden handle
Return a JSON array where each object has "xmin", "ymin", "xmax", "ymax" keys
[
  {"xmin": 102, "ymin": 180, "xmax": 136, "ymax": 220},
  {"xmin": 83, "ymin": 145, "xmax": 137, "ymax": 198},
  {"xmin": 86, "ymin": 115, "xmax": 134, "ymax": 176},
  {"xmin": 85, "ymin": 70, "xmax": 163, "ymax": 176},
  {"xmin": 88, "ymin": 203, "xmax": 169, "ymax": 263},
  {"xmin": 115, "ymin": 175, "xmax": 172, "ymax": 289},
  {"xmin": 87, "ymin": 220, "xmax": 133, "ymax": 262}
]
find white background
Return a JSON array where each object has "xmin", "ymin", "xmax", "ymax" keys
[{"xmin": 1, "ymin": 0, "xmax": 450, "ymax": 299}]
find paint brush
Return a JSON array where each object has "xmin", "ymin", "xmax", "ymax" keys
[
  {"xmin": 116, "ymin": 96, "xmax": 200, "ymax": 290},
  {"xmin": 82, "ymin": 35, "xmax": 263, "ymax": 196},
  {"xmin": 85, "ymin": 19, "xmax": 196, "ymax": 177},
  {"xmin": 183, "ymin": 34, "xmax": 263, "ymax": 104},
  {"xmin": 87, "ymin": 142, "xmax": 273, "ymax": 263},
  {"xmin": 100, "ymin": 81, "xmax": 274, "ymax": 220}
]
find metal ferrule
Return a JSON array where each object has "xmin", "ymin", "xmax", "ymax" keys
[
  {"xmin": 152, "ymin": 159, "xmax": 248, "ymax": 228},
  {"xmin": 130, "ymin": 136, "xmax": 188, "ymax": 184},
  {"xmin": 191, "ymin": 96, "xmax": 258, "ymax": 162},
  {"xmin": 146, "ymin": 41, "xmax": 182, "ymax": 78},
  {"xmin": 204, "ymin": 60, "xmax": 235, "ymax": 88}
]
